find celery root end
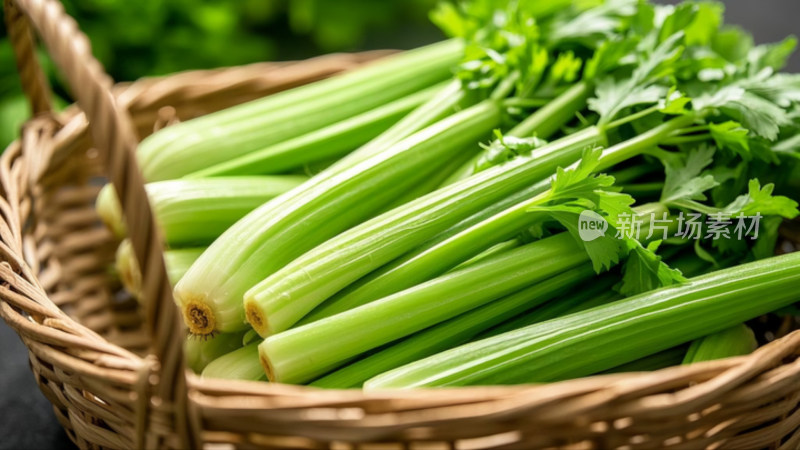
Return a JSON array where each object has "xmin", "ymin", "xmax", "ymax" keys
[
  {"xmin": 259, "ymin": 351, "xmax": 276, "ymax": 382},
  {"xmin": 245, "ymin": 301, "xmax": 270, "ymax": 337},
  {"xmin": 183, "ymin": 300, "xmax": 216, "ymax": 336}
]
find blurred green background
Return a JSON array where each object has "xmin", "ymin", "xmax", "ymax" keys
[{"xmin": 0, "ymin": 0, "xmax": 441, "ymax": 149}]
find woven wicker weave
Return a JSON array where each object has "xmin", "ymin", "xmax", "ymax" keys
[{"xmin": 2, "ymin": 0, "xmax": 800, "ymax": 448}]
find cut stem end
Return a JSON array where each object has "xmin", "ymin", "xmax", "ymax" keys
[
  {"xmin": 183, "ymin": 301, "xmax": 216, "ymax": 336},
  {"xmin": 259, "ymin": 351, "xmax": 276, "ymax": 382},
  {"xmin": 245, "ymin": 301, "xmax": 270, "ymax": 337}
]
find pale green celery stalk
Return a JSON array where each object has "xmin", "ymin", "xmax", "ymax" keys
[
  {"xmin": 602, "ymin": 345, "xmax": 688, "ymax": 374},
  {"xmin": 377, "ymin": 147, "xmax": 481, "ymax": 214},
  {"xmin": 301, "ymin": 187, "xmax": 575, "ymax": 323},
  {"xmin": 342, "ymin": 79, "xmax": 467, "ymax": 166},
  {"xmin": 310, "ymin": 266, "xmax": 594, "ymax": 388},
  {"xmin": 115, "ymin": 240, "xmax": 138, "ymax": 296},
  {"xmin": 443, "ymin": 82, "xmax": 591, "ymax": 185},
  {"xmin": 97, "ymin": 176, "xmax": 306, "ymax": 246},
  {"xmin": 257, "ymin": 126, "xmax": 603, "ymax": 332},
  {"xmin": 594, "ymin": 115, "xmax": 698, "ymax": 171},
  {"xmin": 482, "ymin": 244, "xmax": 710, "ymax": 339},
  {"xmin": 364, "ymin": 252, "xmax": 800, "ymax": 388},
  {"xmin": 299, "ymin": 121, "xmax": 667, "ymax": 326},
  {"xmin": 439, "ymin": 152, "xmax": 482, "ymax": 186},
  {"xmin": 451, "ymin": 239, "xmax": 521, "ymax": 272},
  {"xmin": 287, "ymin": 78, "xmax": 466, "ymax": 178},
  {"xmin": 177, "ymin": 101, "xmax": 501, "ymax": 336},
  {"xmin": 259, "ymin": 232, "xmax": 590, "ymax": 384},
  {"xmin": 138, "ymin": 39, "xmax": 463, "ymax": 180},
  {"xmin": 116, "ymin": 239, "xmax": 204, "ymax": 299},
  {"xmin": 293, "ymin": 156, "xmax": 340, "ymax": 177},
  {"xmin": 478, "ymin": 276, "xmax": 619, "ymax": 339},
  {"xmin": 185, "ymin": 331, "xmax": 246, "ymax": 374},
  {"xmin": 187, "ymin": 85, "xmax": 440, "ymax": 178},
  {"xmin": 242, "ymin": 329, "xmax": 260, "ymax": 345},
  {"xmin": 165, "ymin": 248, "xmax": 205, "ymax": 282},
  {"xmin": 201, "ymin": 344, "xmax": 266, "ymax": 381},
  {"xmin": 682, "ymin": 324, "xmax": 757, "ymax": 364}
]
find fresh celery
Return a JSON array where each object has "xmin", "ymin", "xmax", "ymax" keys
[
  {"xmin": 138, "ymin": 39, "xmax": 463, "ymax": 180},
  {"xmin": 201, "ymin": 344, "xmax": 266, "ymax": 381},
  {"xmin": 187, "ymin": 85, "xmax": 440, "ymax": 177},
  {"xmin": 285, "ymin": 122, "xmax": 689, "ymax": 330},
  {"xmin": 310, "ymin": 266, "xmax": 594, "ymax": 388},
  {"xmin": 682, "ymin": 324, "xmax": 757, "ymax": 364},
  {"xmin": 365, "ymin": 252, "xmax": 800, "ymax": 388},
  {"xmin": 115, "ymin": 239, "xmax": 204, "ymax": 298},
  {"xmin": 177, "ymin": 100, "xmax": 502, "ymax": 335},
  {"xmin": 98, "ymin": 176, "xmax": 306, "ymax": 246},
  {"xmin": 259, "ymin": 232, "xmax": 590, "ymax": 384},
  {"xmin": 185, "ymin": 331, "xmax": 246, "ymax": 374},
  {"xmin": 248, "ymin": 126, "xmax": 604, "ymax": 334}
]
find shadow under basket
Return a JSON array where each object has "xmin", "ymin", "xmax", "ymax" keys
[{"xmin": 2, "ymin": 0, "xmax": 800, "ymax": 448}]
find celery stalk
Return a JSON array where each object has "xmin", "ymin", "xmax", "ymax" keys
[
  {"xmin": 450, "ymin": 239, "xmax": 522, "ymax": 272},
  {"xmin": 477, "ymin": 276, "xmax": 620, "ymax": 339},
  {"xmin": 116, "ymin": 240, "xmax": 204, "ymax": 298},
  {"xmin": 138, "ymin": 39, "xmax": 463, "ymax": 180},
  {"xmin": 479, "ymin": 249, "xmax": 714, "ymax": 340},
  {"xmin": 97, "ymin": 176, "xmax": 306, "ymax": 246},
  {"xmin": 377, "ymin": 146, "xmax": 481, "ymax": 214},
  {"xmin": 259, "ymin": 232, "xmax": 590, "ymax": 384},
  {"xmin": 682, "ymin": 324, "xmax": 757, "ymax": 364},
  {"xmin": 185, "ymin": 331, "xmax": 246, "ymax": 374},
  {"xmin": 177, "ymin": 100, "xmax": 502, "ymax": 335},
  {"xmin": 310, "ymin": 266, "xmax": 594, "ymax": 388},
  {"xmin": 201, "ymin": 344, "xmax": 265, "ymax": 381},
  {"xmin": 364, "ymin": 252, "xmax": 800, "ymax": 388},
  {"xmin": 248, "ymin": 127, "xmax": 602, "ymax": 334},
  {"xmin": 187, "ymin": 85, "xmax": 440, "ymax": 177}
]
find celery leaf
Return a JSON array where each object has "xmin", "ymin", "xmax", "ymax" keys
[{"xmin": 615, "ymin": 240, "xmax": 686, "ymax": 296}]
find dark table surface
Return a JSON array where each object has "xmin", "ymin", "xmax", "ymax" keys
[
  {"xmin": 0, "ymin": 322, "xmax": 75, "ymax": 449},
  {"xmin": 0, "ymin": 2, "xmax": 797, "ymax": 449}
]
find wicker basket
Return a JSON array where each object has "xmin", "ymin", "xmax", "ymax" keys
[{"xmin": 2, "ymin": 0, "xmax": 800, "ymax": 448}]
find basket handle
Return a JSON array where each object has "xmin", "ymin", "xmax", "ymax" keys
[{"xmin": 4, "ymin": 0, "xmax": 195, "ymax": 447}]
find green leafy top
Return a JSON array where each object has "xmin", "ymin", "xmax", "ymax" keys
[
  {"xmin": 659, "ymin": 144, "xmax": 719, "ymax": 205},
  {"xmin": 615, "ymin": 240, "xmax": 686, "ymax": 296},
  {"xmin": 546, "ymin": 0, "xmax": 638, "ymax": 46},
  {"xmin": 650, "ymin": 136, "xmax": 799, "ymax": 263},
  {"xmin": 524, "ymin": 147, "xmax": 685, "ymax": 295},
  {"xmin": 585, "ymin": 2, "xmax": 724, "ymax": 125},
  {"xmin": 434, "ymin": 0, "xmax": 640, "ymax": 101},
  {"xmin": 654, "ymin": 143, "xmax": 798, "ymax": 220}
]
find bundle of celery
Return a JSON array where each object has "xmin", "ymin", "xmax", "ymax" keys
[{"xmin": 98, "ymin": 0, "xmax": 800, "ymax": 387}]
